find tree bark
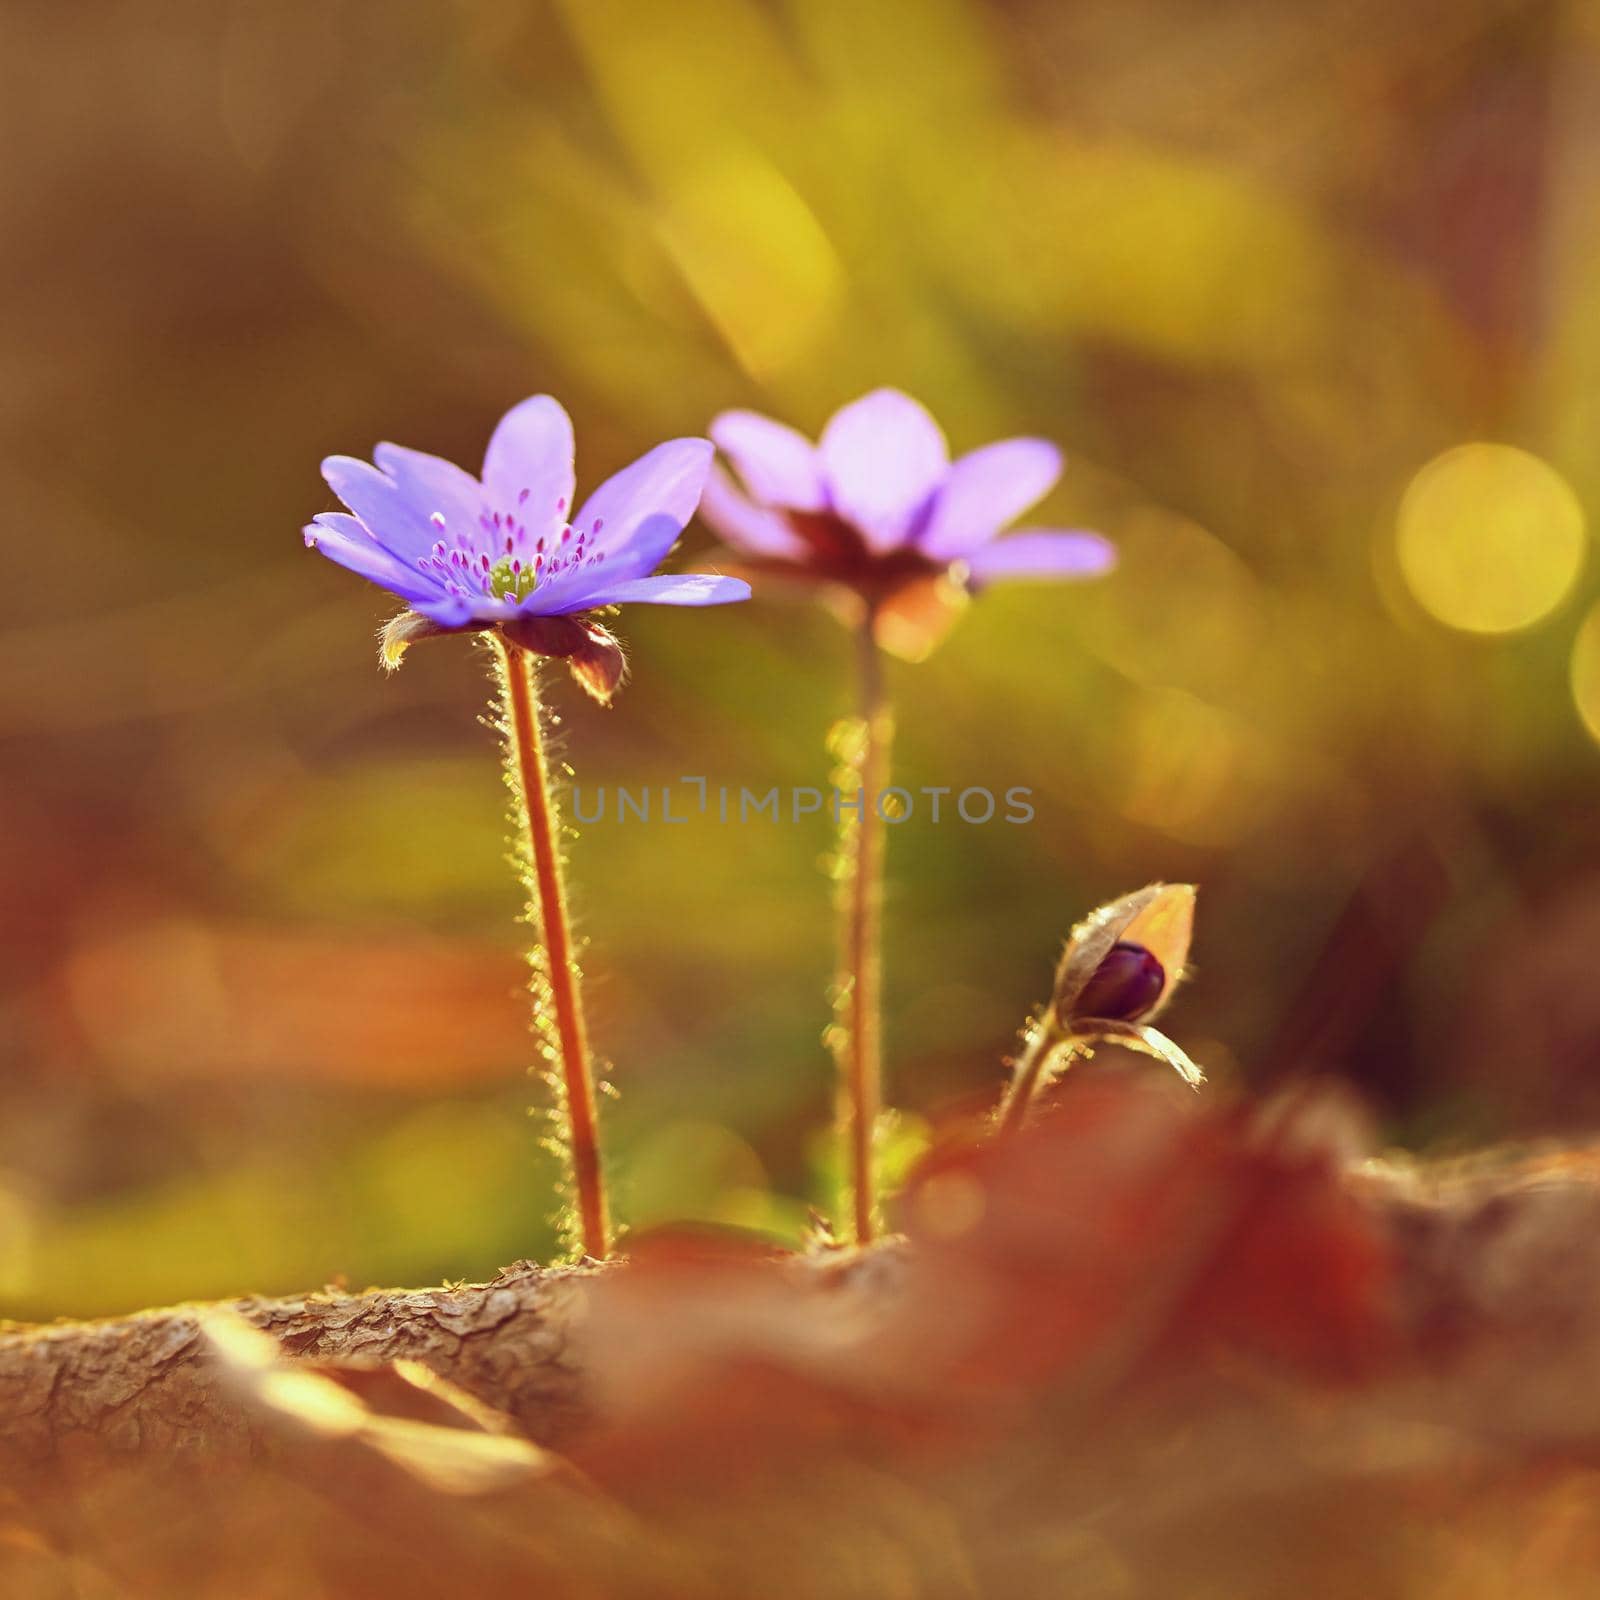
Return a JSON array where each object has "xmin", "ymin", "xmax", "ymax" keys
[{"xmin": 0, "ymin": 1259, "xmax": 596, "ymax": 1461}]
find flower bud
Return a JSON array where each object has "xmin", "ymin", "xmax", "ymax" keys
[
  {"xmin": 1051, "ymin": 882, "xmax": 1195, "ymax": 1031},
  {"xmin": 1069, "ymin": 940, "xmax": 1166, "ymax": 1023}
]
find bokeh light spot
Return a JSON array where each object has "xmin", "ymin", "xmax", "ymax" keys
[
  {"xmin": 1570, "ymin": 601, "xmax": 1600, "ymax": 746},
  {"xmin": 1396, "ymin": 444, "xmax": 1586, "ymax": 635}
]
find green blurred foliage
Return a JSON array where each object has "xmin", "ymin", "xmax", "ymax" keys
[{"xmin": 6, "ymin": 0, "xmax": 1600, "ymax": 1316}]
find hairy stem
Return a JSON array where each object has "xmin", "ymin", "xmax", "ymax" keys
[
  {"xmin": 834, "ymin": 612, "xmax": 892, "ymax": 1244},
  {"xmin": 996, "ymin": 1015, "xmax": 1071, "ymax": 1136},
  {"xmin": 496, "ymin": 637, "xmax": 610, "ymax": 1260}
]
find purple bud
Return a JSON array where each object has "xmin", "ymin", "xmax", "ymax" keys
[{"xmin": 1068, "ymin": 941, "xmax": 1165, "ymax": 1023}]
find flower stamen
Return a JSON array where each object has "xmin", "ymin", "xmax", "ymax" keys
[{"xmin": 490, "ymin": 554, "xmax": 539, "ymax": 601}]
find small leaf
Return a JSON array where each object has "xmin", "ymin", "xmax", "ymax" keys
[
  {"xmin": 501, "ymin": 615, "xmax": 629, "ymax": 705},
  {"xmin": 1068, "ymin": 1019, "xmax": 1206, "ymax": 1090},
  {"xmin": 379, "ymin": 609, "xmax": 463, "ymax": 671},
  {"xmin": 566, "ymin": 623, "xmax": 629, "ymax": 705}
]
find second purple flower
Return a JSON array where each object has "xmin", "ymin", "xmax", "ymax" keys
[
  {"xmin": 700, "ymin": 387, "xmax": 1116, "ymax": 1244},
  {"xmin": 701, "ymin": 387, "xmax": 1115, "ymax": 658}
]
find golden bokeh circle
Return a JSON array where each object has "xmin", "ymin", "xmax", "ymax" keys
[
  {"xmin": 1571, "ymin": 601, "xmax": 1600, "ymax": 746},
  {"xmin": 1396, "ymin": 444, "xmax": 1586, "ymax": 635}
]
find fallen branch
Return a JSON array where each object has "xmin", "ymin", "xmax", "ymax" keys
[
  {"xmin": 7, "ymin": 1092, "xmax": 1600, "ymax": 1470},
  {"xmin": 0, "ymin": 1260, "xmax": 596, "ymax": 1460}
]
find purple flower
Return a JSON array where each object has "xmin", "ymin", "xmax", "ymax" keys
[
  {"xmin": 700, "ymin": 388, "xmax": 1115, "ymax": 656},
  {"xmin": 305, "ymin": 395, "xmax": 749, "ymax": 699}
]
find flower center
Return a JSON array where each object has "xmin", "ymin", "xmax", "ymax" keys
[
  {"xmin": 409, "ymin": 491, "xmax": 609, "ymax": 607},
  {"xmin": 489, "ymin": 554, "xmax": 538, "ymax": 601}
]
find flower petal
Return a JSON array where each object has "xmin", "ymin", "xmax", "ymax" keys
[
  {"xmin": 517, "ymin": 513, "xmax": 686, "ymax": 615},
  {"xmin": 709, "ymin": 410, "xmax": 827, "ymax": 511},
  {"xmin": 372, "ymin": 443, "xmax": 484, "ymax": 543},
  {"xmin": 411, "ymin": 593, "xmax": 484, "ymax": 627},
  {"xmin": 592, "ymin": 512, "xmax": 682, "ymax": 581},
  {"xmin": 322, "ymin": 456, "xmax": 445, "ymax": 561},
  {"xmin": 481, "ymin": 395, "xmax": 575, "ymax": 533},
  {"xmin": 571, "ymin": 439, "xmax": 713, "ymax": 561},
  {"xmin": 303, "ymin": 513, "xmax": 444, "ymax": 603},
  {"xmin": 961, "ymin": 530, "xmax": 1117, "ymax": 586},
  {"xmin": 918, "ymin": 439, "xmax": 1063, "ymax": 559},
  {"xmin": 696, "ymin": 465, "xmax": 810, "ymax": 560},
  {"xmin": 578, "ymin": 573, "xmax": 752, "ymax": 607},
  {"xmin": 817, "ymin": 389, "xmax": 948, "ymax": 554}
]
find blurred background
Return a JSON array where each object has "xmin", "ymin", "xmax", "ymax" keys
[{"xmin": 5, "ymin": 0, "xmax": 1600, "ymax": 1318}]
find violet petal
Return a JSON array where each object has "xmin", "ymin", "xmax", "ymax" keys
[
  {"xmin": 962, "ymin": 530, "xmax": 1117, "ymax": 585},
  {"xmin": 571, "ymin": 438, "xmax": 713, "ymax": 560},
  {"xmin": 696, "ymin": 464, "xmax": 809, "ymax": 559},
  {"xmin": 371, "ymin": 443, "xmax": 484, "ymax": 544},
  {"xmin": 321, "ymin": 456, "xmax": 444, "ymax": 562},
  {"xmin": 517, "ymin": 513, "xmax": 687, "ymax": 615},
  {"xmin": 577, "ymin": 573, "xmax": 752, "ymax": 607},
  {"xmin": 407, "ymin": 591, "xmax": 480, "ymax": 627},
  {"xmin": 817, "ymin": 389, "xmax": 948, "ymax": 554},
  {"xmin": 710, "ymin": 410, "xmax": 827, "ymax": 511},
  {"xmin": 919, "ymin": 438, "xmax": 1063, "ymax": 560},
  {"xmin": 303, "ymin": 513, "xmax": 444, "ymax": 602},
  {"xmin": 481, "ymin": 395, "xmax": 575, "ymax": 533}
]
